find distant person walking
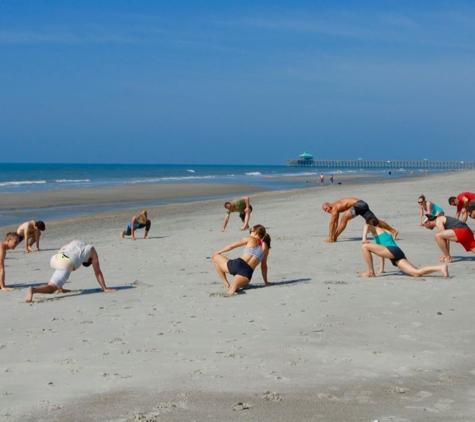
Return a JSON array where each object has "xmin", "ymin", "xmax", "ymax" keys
[
  {"xmin": 418, "ymin": 194, "xmax": 444, "ymax": 226},
  {"xmin": 121, "ymin": 210, "xmax": 151, "ymax": 240},
  {"xmin": 0, "ymin": 233, "xmax": 20, "ymax": 291},
  {"xmin": 16, "ymin": 220, "xmax": 46, "ymax": 253},
  {"xmin": 322, "ymin": 197, "xmax": 398, "ymax": 243},
  {"xmin": 422, "ymin": 215, "xmax": 475, "ymax": 262},
  {"xmin": 330, "ymin": 174, "xmax": 334, "ymax": 185},
  {"xmin": 320, "ymin": 173, "xmax": 325, "ymax": 184},
  {"xmin": 222, "ymin": 197, "xmax": 252, "ymax": 232},
  {"xmin": 25, "ymin": 239, "xmax": 116, "ymax": 302},
  {"xmin": 359, "ymin": 218, "xmax": 448, "ymax": 278},
  {"xmin": 448, "ymin": 192, "xmax": 475, "ymax": 222}
]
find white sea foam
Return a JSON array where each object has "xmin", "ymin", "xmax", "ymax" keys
[
  {"xmin": 186, "ymin": 169, "xmax": 195, "ymax": 173},
  {"xmin": 0, "ymin": 180, "xmax": 47, "ymax": 187},
  {"xmin": 55, "ymin": 179, "xmax": 91, "ymax": 183},
  {"xmin": 245, "ymin": 172, "xmax": 261, "ymax": 176}
]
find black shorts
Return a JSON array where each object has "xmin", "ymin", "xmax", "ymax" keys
[
  {"xmin": 386, "ymin": 246, "xmax": 406, "ymax": 266},
  {"xmin": 239, "ymin": 205, "xmax": 253, "ymax": 222},
  {"xmin": 227, "ymin": 258, "xmax": 254, "ymax": 280},
  {"xmin": 350, "ymin": 200, "xmax": 375, "ymax": 222}
]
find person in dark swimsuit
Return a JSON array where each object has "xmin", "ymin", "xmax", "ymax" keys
[
  {"xmin": 212, "ymin": 224, "xmax": 272, "ymax": 295},
  {"xmin": 322, "ymin": 197, "xmax": 398, "ymax": 243}
]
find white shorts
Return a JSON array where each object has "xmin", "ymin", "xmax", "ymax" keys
[{"xmin": 50, "ymin": 253, "xmax": 74, "ymax": 288}]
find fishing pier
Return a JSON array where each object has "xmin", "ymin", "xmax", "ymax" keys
[{"xmin": 286, "ymin": 152, "xmax": 475, "ymax": 170}]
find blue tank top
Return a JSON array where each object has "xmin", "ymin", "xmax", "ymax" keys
[
  {"xmin": 430, "ymin": 202, "xmax": 444, "ymax": 216},
  {"xmin": 373, "ymin": 232, "xmax": 398, "ymax": 248}
]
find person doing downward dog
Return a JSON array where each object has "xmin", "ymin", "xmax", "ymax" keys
[
  {"xmin": 212, "ymin": 224, "xmax": 272, "ymax": 296},
  {"xmin": 418, "ymin": 194, "xmax": 444, "ymax": 226},
  {"xmin": 359, "ymin": 217, "xmax": 449, "ymax": 279}
]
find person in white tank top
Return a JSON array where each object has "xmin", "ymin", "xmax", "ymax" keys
[{"xmin": 25, "ymin": 240, "xmax": 116, "ymax": 303}]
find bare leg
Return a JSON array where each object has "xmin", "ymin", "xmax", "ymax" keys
[
  {"xmin": 212, "ymin": 254, "xmax": 231, "ymax": 288},
  {"xmin": 240, "ymin": 211, "xmax": 251, "ymax": 231},
  {"xmin": 25, "ymin": 284, "xmax": 59, "ymax": 303},
  {"xmin": 360, "ymin": 244, "xmax": 395, "ymax": 277},
  {"xmin": 226, "ymin": 274, "xmax": 250, "ymax": 295},
  {"xmin": 397, "ymin": 259, "xmax": 449, "ymax": 278},
  {"xmin": 435, "ymin": 231, "xmax": 456, "ymax": 262}
]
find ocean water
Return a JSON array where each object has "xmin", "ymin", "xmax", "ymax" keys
[
  {"xmin": 0, "ymin": 163, "xmax": 435, "ymax": 227},
  {"xmin": 0, "ymin": 163, "xmax": 419, "ymax": 194}
]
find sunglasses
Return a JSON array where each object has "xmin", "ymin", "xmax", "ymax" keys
[{"xmin": 418, "ymin": 201, "xmax": 424, "ymax": 204}]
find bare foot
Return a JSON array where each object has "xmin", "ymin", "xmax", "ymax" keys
[
  {"xmin": 144, "ymin": 235, "xmax": 149, "ymax": 239},
  {"xmin": 25, "ymin": 287, "xmax": 33, "ymax": 303},
  {"xmin": 120, "ymin": 233, "xmax": 125, "ymax": 239},
  {"xmin": 438, "ymin": 256, "xmax": 453, "ymax": 263},
  {"xmin": 359, "ymin": 271, "xmax": 376, "ymax": 278},
  {"xmin": 441, "ymin": 264, "xmax": 449, "ymax": 278},
  {"xmin": 392, "ymin": 230, "xmax": 399, "ymax": 240},
  {"xmin": 324, "ymin": 237, "xmax": 336, "ymax": 243},
  {"xmin": 377, "ymin": 270, "xmax": 385, "ymax": 274},
  {"xmin": 240, "ymin": 226, "xmax": 249, "ymax": 231},
  {"xmin": 56, "ymin": 288, "xmax": 71, "ymax": 294},
  {"xmin": 1, "ymin": 287, "xmax": 15, "ymax": 292}
]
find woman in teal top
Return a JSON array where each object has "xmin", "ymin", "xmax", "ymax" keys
[
  {"xmin": 359, "ymin": 216, "xmax": 449, "ymax": 278},
  {"xmin": 418, "ymin": 194, "xmax": 444, "ymax": 226}
]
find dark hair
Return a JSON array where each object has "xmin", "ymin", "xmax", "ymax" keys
[
  {"xmin": 448, "ymin": 196, "xmax": 456, "ymax": 205},
  {"xmin": 224, "ymin": 202, "xmax": 231, "ymax": 208},
  {"xmin": 252, "ymin": 224, "xmax": 271, "ymax": 249},
  {"xmin": 82, "ymin": 258, "xmax": 93, "ymax": 267},
  {"xmin": 418, "ymin": 194, "xmax": 426, "ymax": 201},
  {"xmin": 262, "ymin": 233, "xmax": 272, "ymax": 249},
  {"xmin": 366, "ymin": 216, "xmax": 380, "ymax": 227},
  {"xmin": 35, "ymin": 221, "xmax": 46, "ymax": 231}
]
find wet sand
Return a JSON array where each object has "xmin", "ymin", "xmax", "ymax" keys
[{"xmin": 1, "ymin": 170, "xmax": 475, "ymax": 421}]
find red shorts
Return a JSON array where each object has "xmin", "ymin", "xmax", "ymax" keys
[{"xmin": 453, "ymin": 228, "xmax": 475, "ymax": 251}]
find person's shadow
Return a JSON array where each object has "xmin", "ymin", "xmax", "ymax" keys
[
  {"xmin": 18, "ymin": 284, "xmax": 134, "ymax": 300},
  {"xmin": 245, "ymin": 277, "xmax": 311, "ymax": 290}
]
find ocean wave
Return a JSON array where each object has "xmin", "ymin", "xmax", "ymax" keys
[
  {"xmin": 245, "ymin": 172, "xmax": 262, "ymax": 176},
  {"xmin": 186, "ymin": 169, "xmax": 195, "ymax": 173},
  {"xmin": 54, "ymin": 179, "xmax": 91, "ymax": 183},
  {"xmin": 0, "ymin": 180, "xmax": 47, "ymax": 187},
  {"xmin": 127, "ymin": 175, "xmax": 217, "ymax": 184}
]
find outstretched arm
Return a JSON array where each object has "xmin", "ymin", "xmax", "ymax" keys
[
  {"xmin": 90, "ymin": 248, "xmax": 116, "ymax": 292},
  {"xmin": 325, "ymin": 210, "xmax": 340, "ymax": 242},
  {"xmin": 222, "ymin": 213, "xmax": 230, "ymax": 232},
  {"xmin": 130, "ymin": 216, "xmax": 138, "ymax": 240},
  {"xmin": 0, "ymin": 247, "xmax": 14, "ymax": 291},
  {"xmin": 260, "ymin": 250, "xmax": 273, "ymax": 285},
  {"xmin": 213, "ymin": 238, "xmax": 248, "ymax": 256}
]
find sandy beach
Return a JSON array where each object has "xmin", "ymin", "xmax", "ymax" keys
[{"xmin": 1, "ymin": 171, "xmax": 475, "ymax": 421}]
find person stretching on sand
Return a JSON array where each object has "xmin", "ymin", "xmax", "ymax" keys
[
  {"xmin": 359, "ymin": 217, "xmax": 448, "ymax": 278},
  {"xmin": 222, "ymin": 197, "xmax": 252, "ymax": 232},
  {"xmin": 212, "ymin": 224, "xmax": 271, "ymax": 296},
  {"xmin": 322, "ymin": 197, "xmax": 398, "ymax": 243},
  {"xmin": 448, "ymin": 192, "xmax": 475, "ymax": 222},
  {"xmin": 16, "ymin": 220, "xmax": 46, "ymax": 253},
  {"xmin": 422, "ymin": 214, "xmax": 475, "ymax": 263},
  {"xmin": 121, "ymin": 210, "xmax": 151, "ymax": 240},
  {"xmin": 0, "ymin": 233, "xmax": 20, "ymax": 291},
  {"xmin": 417, "ymin": 194, "xmax": 444, "ymax": 226},
  {"xmin": 25, "ymin": 239, "xmax": 116, "ymax": 302}
]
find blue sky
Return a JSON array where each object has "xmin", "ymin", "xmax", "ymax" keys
[{"xmin": 1, "ymin": 1, "xmax": 474, "ymax": 165}]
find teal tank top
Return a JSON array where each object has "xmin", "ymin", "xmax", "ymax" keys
[{"xmin": 373, "ymin": 232, "xmax": 398, "ymax": 248}]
